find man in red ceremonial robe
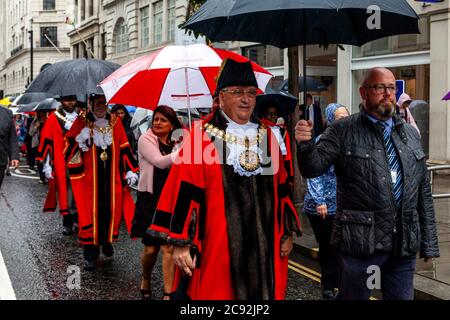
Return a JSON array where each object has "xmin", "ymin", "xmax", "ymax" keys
[
  {"xmin": 149, "ymin": 59, "xmax": 300, "ymax": 300},
  {"xmin": 64, "ymin": 92, "xmax": 139, "ymax": 270},
  {"xmin": 36, "ymin": 95, "xmax": 79, "ymax": 235}
]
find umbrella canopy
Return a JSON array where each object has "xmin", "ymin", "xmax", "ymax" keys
[
  {"xmin": 442, "ymin": 91, "xmax": 450, "ymax": 101},
  {"xmin": 0, "ymin": 97, "xmax": 12, "ymax": 106},
  {"xmin": 256, "ymin": 87, "xmax": 299, "ymax": 119},
  {"xmin": 17, "ymin": 102, "xmax": 40, "ymax": 113},
  {"xmin": 33, "ymin": 98, "xmax": 60, "ymax": 112},
  {"xmin": 184, "ymin": 0, "xmax": 419, "ymax": 49},
  {"xmin": 11, "ymin": 92, "xmax": 55, "ymax": 106},
  {"xmin": 99, "ymin": 43, "xmax": 272, "ymax": 111},
  {"xmin": 26, "ymin": 59, "xmax": 120, "ymax": 103}
]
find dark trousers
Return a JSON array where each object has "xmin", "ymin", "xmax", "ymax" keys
[
  {"xmin": 0, "ymin": 166, "xmax": 5, "ymax": 189},
  {"xmin": 336, "ymin": 251, "xmax": 416, "ymax": 300},
  {"xmin": 305, "ymin": 212, "xmax": 338, "ymax": 291},
  {"xmin": 84, "ymin": 245, "xmax": 100, "ymax": 262},
  {"xmin": 26, "ymin": 138, "xmax": 34, "ymax": 167}
]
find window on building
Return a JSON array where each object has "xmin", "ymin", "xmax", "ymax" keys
[
  {"xmin": 168, "ymin": 0, "xmax": 176, "ymax": 42},
  {"xmin": 241, "ymin": 45, "xmax": 284, "ymax": 68},
  {"xmin": 81, "ymin": 0, "xmax": 85, "ymax": 21},
  {"xmin": 353, "ymin": 16, "xmax": 430, "ymax": 58},
  {"xmin": 88, "ymin": 0, "xmax": 94, "ymax": 17},
  {"xmin": 114, "ymin": 19, "xmax": 129, "ymax": 54},
  {"xmin": 101, "ymin": 32, "xmax": 107, "ymax": 59},
  {"xmin": 40, "ymin": 26, "xmax": 57, "ymax": 47},
  {"xmin": 153, "ymin": 1, "xmax": 163, "ymax": 45},
  {"xmin": 43, "ymin": 0, "xmax": 55, "ymax": 10},
  {"xmin": 140, "ymin": 6, "xmax": 149, "ymax": 47}
]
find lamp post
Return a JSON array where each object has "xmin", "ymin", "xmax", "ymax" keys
[{"xmin": 28, "ymin": 18, "xmax": 33, "ymax": 81}]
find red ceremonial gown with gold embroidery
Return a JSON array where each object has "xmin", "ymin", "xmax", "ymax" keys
[
  {"xmin": 149, "ymin": 110, "xmax": 300, "ymax": 300},
  {"xmin": 64, "ymin": 113, "xmax": 138, "ymax": 245}
]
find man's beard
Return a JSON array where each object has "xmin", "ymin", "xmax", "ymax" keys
[{"xmin": 366, "ymin": 100, "xmax": 395, "ymax": 119}]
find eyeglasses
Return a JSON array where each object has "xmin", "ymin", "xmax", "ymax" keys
[
  {"xmin": 365, "ymin": 84, "xmax": 397, "ymax": 94},
  {"xmin": 221, "ymin": 88, "xmax": 257, "ymax": 98}
]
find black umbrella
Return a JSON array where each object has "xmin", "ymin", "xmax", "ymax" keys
[
  {"xmin": 26, "ymin": 59, "xmax": 121, "ymax": 103},
  {"xmin": 256, "ymin": 87, "xmax": 298, "ymax": 119},
  {"xmin": 12, "ymin": 92, "xmax": 55, "ymax": 106},
  {"xmin": 33, "ymin": 98, "xmax": 61, "ymax": 112},
  {"xmin": 184, "ymin": 0, "xmax": 419, "ymax": 107},
  {"xmin": 16, "ymin": 102, "xmax": 40, "ymax": 113},
  {"xmin": 184, "ymin": 0, "xmax": 419, "ymax": 48}
]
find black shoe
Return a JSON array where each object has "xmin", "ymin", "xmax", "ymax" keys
[
  {"xmin": 62, "ymin": 226, "xmax": 74, "ymax": 236},
  {"xmin": 102, "ymin": 244, "xmax": 114, "ymax": 257},
  {"xmin": 5, "ymin": 170, "xmax": 11, "ymax": 176},
  {"xmin": 84, "ymin": 259, "xmax": 97, "ymax": 271},
  {"xmin": 322, "ymin": 289, "xmax": 335, "ymax": 300}
]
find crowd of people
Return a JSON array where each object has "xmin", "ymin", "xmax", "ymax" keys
[{"xmin": 0, "ymin": 59, "xmax": 439, "ymax": 301}]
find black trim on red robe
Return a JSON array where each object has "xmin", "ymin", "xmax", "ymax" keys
[{"xmin": 211, "ymin": 111, "xmax": 275, "ymax": 299}]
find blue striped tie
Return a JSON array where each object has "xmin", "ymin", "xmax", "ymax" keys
[{"xmin": 376, "ymin": 122, "xmax": 403, "ymax": 209}]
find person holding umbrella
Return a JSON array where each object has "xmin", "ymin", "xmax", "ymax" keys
[
  {"xmin": 148, "ymin": 58, "xmax": 300, "ymax": 300},
  {"xmin": 36, "ymin": 95, "xmax": 80, "ymax": 236},
  {"xmin": 295, "ymin": 67, "xmax": 439, "ymax": 300},
  {"xmin": 64, "ymin": 91, "xmax": 139, "ymax": 271},
  {"xmin": 0, "ymin": 106, "xmax": 20, "ymax": 189}
]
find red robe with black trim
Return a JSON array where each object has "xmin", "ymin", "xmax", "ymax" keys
[
  {"xmin": 36, "ymin": 110, "xmax": 70, "ymax": 214},
  {"xmin": 149, "ymin": 111, "xmax": 300, "ymax": 300},
  {"xmin": 64, "ymin": 113, "xmax": 139, "ymax": 245}
]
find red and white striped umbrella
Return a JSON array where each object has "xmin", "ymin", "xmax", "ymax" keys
[{"xmin": 99, "ymin": 44, "xmax": 272, "ymax": 111}]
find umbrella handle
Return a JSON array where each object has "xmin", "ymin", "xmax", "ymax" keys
[{"xmin": 184, "ymin": 68, "xmax": 192, "ymax": 130}]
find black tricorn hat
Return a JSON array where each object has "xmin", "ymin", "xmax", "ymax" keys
[
  {"xmin": 58, "ymin": 94, "xmax": 78, "ymax": 101},
  {"xmin": 215, "ymin": 58, "xmax": 258, "ymax": 95}
]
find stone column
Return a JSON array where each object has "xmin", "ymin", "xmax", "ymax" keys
[
  {"xmin": 429, "ymin": 11, "xmax": 450, "ymax": 162},
  {"xmin": 337, "ymin": 45, "xmax": 353, "ymax": 111}
]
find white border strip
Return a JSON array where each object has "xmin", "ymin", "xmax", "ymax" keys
[{"xmin": 0, "ymin": 248, "xmax": 16, "ymax": 300}]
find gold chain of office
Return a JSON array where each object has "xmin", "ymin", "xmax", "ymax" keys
[{"xmin": 203, "ymin": 123, "xmax": 264, "ymax": 172}]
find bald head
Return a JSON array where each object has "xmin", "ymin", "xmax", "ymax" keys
[
  {"xmin": 362, "ymin": 67, "xmax": 396, "ymax": 87},
  {"xmin": 359, "ymin": 67, "xmax": 397, "ymax": 121}
]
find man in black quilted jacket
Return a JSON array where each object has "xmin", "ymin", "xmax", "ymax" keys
[
  {"xmin": 295, "ymin": 67, "xmax": 439, "ymax": 300},
  {"xmin": 0, "ymin": 106, "xmax": 20, "ymax": 189}
]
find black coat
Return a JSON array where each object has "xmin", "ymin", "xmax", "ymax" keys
[
  {"xmin": 297, "ymin": 112, "xmax": 439, "ymax": 258},
  {"xmin": 0, "ymin": 108, "xmax": 19, "ymax": 167},
  {"xmin": 299, "ymin": 104, "xmax": 325, "ymax": 138}
]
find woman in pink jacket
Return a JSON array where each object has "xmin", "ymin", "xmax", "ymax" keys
[
  {"xmin": 131, "ymin": 105, "xmax": 183, "ymax": 300},
  {"xmin": 396, "ymin": 93, "xmax": 420, "ymax": 135}
]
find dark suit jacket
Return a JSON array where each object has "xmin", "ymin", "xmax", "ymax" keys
[
  {"xmin": 0, "ymin": 107, "xmax": 19, "ymax": 167},
  {"xmin": 299, "ymin": 104, "xmax": 325, "ymax": 138}
]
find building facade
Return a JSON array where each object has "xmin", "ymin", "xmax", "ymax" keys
[
  {"xmin": 0, "ymin": 0, "xmax": 72, "ymax": 98},
  {"xmin": 66, "ymin": 0, "xmax": 189, "ymax": 64}
]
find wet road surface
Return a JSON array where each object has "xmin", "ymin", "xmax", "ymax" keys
[{"xmin": 0, "ymin": 166, "xmax": 322, "ymax": 300}]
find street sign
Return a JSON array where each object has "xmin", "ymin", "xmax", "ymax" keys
[
  {"xmin": 396, "ymin": 80, "xmax": 405, "ymax": 101},
  {"xmin": 415, "ymin": 0, "xmax": 444, "ymax": 3}
]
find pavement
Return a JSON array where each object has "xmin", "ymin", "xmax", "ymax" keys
[
  {"xmin": 294, "ymin": 172, "xmax": 450, "ymax": 299},
  {"xmin": 0, "ymin": 164, "xmax": 322, "ymax": 300}
]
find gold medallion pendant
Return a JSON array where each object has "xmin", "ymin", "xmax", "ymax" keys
[
  {"xmin": 239, "ymin": 149, "xmax": 260, "ymax": 172},
  {"xmin": 100, "ymin": 146, "xmax": 108, "ymax": 161}
]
